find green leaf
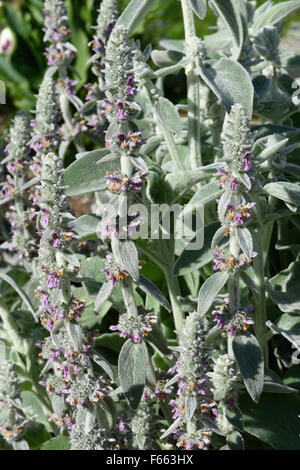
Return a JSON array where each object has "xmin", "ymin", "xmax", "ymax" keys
[
  {"xmin": 209, "ymin": 0, "xmax": 244, "ymax": 60},
  {"xmin": 225, "ymin": 406, "xmax": 244, "ymax": 432},
  {"xmin": 264, "ymin": 182, "xmax": 300, "ymax": 207},
  {"xmin": 189, "ymin": 0, "xmax": 207, "ymax": 20},
  {"xmin": 174, "ymin": 222, "xmax": 228, "ymax": 275},
  {"xmin": 72, "ymin": 215, "xmax": 101, "ymax": 242},
  {"xmin": 0, "ymin": 272, "xmax": 36, "ymax": 320},
  {"xmin": 182, "ymin": 182, "xmax": 223, "ymax": 214},
  {"xmin": 239, "ymin": 392, "xmax": 300, "ymax": 450},
  {"xmin": 64, "ymin": 149, "xmax": 119, "ymax": 196},
  {"xmin": 119, "ymin": 240, "xmax": 140, "ymax": 282},
  {"xmin": 51, "ymin": 395, "xmax": 66, "ymax": 418},
  {"xmin": 236, "ymin": 227, "xmax": 253, "ymax": 259},
  {"xmin": 92, "ymin": 351, "xmax": 116, "ymax": 382},
  {"xmin": 65, "ymin": 321, "xmax": 83, "ymax": 350},
  {"xmin": 151, "ymin": 49, "xmax": 184, "ymax": 68},
  {"xmin": 197, "ymin": 271, "xmax": 229, "ymax": 316},
  {"xmin": 252, "ymin": 1, "xmax": 300, "ymax": 32},
  {"xmin": 94, "ymin": 281, "xmax": 114, "ymax": 312},
  {"xmin": 232, "ymin": 332, "xmax": 264, "ymax": 403},
  {"xmin": 135, "ymin": 275, "xmax": 171, "ymax": 312},
  {"xmin": 41, "ymin": 435, "xmax": 71, "ymax": 450},
  {"xmin": 118, "ymin": 339, "xmax": 149, "ymax": 409},
  {"xmin": 267, "ymin": 313, "xmax": 300, "ymax": 351},
  {"xmin": 116, "ymin": 0, "xmax": 158, "ymax": 36},
  {"xmin": 155, "ymin": 97, "xmax": 182, "ymax": 134},
  {"xmin": 22, "ymin": 422, "xmax": 51, "ymax": 450},
  {"xmin": 185, "ymin": 395, "xmax": 197, "ymax": 422},
  {"xmin": 226, "ymin": 431, "xmax": 244, "ymax": 450},
  {"xmin": 197, "ymin": 58, "xmax": 254, "ymax": 118}
]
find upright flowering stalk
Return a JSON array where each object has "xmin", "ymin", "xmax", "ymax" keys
[
  {"xmin": 82, "ymin": 0, "xmax": 119, "ymax": 139},
  {"xmin": 196, "ymin": 104, "xmax": 265, "ymax": 446},
  {"xmin": 43, "ymin": 0, "xmax": 85, "ymax": 153},
  {"xmin": 162, "ymin": 312, "xmax": 215, "ymax": 450},
  {"xmin": 37, "ymin": 150, "xmax": 116, "ymax": 447},
  {"xmin": 30, "ymin": 77, "xmax": 59, "ymax": 173},
  {"xmin": 98, "ymin": 24, "xmax": 150, "ymax": 340},
  {"xmin": 89, "ymin": 0, "xmax": 119, "ymax": 83},
  {"xmin": 1, "ymin": 111, "xmax": 38, "ymax": 263},
  {"xmin": 0, "ymin": 361, "xmax": 28, "ymax": 449}
]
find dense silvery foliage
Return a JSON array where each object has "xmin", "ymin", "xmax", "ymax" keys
[{"xmin": 0, "ymin": 0, "xmax": 300, "ymax": 451}]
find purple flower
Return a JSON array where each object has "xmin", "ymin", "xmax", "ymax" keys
[
  {"xmin": 229, "ymin": 177, "xmax": 237, "ymax": 190},
  {"xmin": 126, "ymin": 76, "xmax": 135, "ymax": 96},
  {"xmin": 234, "ymin": 213, "xmax": 243, "ymax": 225},
  {"xmin": 243, "ymin": 152, "xmax": 251, "ymax": 172}
]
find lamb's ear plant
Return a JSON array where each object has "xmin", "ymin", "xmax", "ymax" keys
[{"xmin": 1, "ymin": 0, "xmax": 300, "ymax": 451}]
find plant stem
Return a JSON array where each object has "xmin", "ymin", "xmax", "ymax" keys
[
  {"xmin": 181, "ymin": 0, "xmax": 202, "ymax": 169},
  {"xmin": 252, "ymin": 197, "xmax": 269, "ymax": 365},
  {"xmin": 164, "ymin": 268, "xmax": 184, "ymax": 332}
]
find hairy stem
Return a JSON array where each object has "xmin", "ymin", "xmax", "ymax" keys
[
  {"xmin": 181, "ymin": 0, "xmax": 202, "ymax": 168},
  {"xmin": 164, "ymin": 268, "xmax": 184, "ymax": 332}
]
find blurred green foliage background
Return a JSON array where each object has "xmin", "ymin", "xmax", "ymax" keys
[{"xmin": 0, "ymin": 0, "xmax": 299, "ymax": 125}]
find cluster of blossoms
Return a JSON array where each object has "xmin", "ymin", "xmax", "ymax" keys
[
  {"xmin": 212, "ymin": 246, "xmax": 257, "ymax": 272},
  {"xmin": 212, "ymin": 299, "xmax": 254, "ymax": 336},
  {"xmin": 88, "ymin": 0, "xmax": 118, "ymax": 78},
  {"xmin": 218, "ymin": 105, "xmax": 253, "ymax": 191},
  {"xmin": 29, "ymin": 78, "xmax": 60, "ymax": 168},
  {"xmin": 105, "ymin": 170, "xmax": 148, "ymax": 193},
  {"xmin": 208, "ymin": 355, "xmax": 240, "ymax": 410},
  {"xmin": 38, "ymin": 327, "xmax": 111, "ymax": 409},
  {"xmin": 105, "ymin": 129, "xmax": 146, "ymax": 154},
  {"xmin": 43, "ymin": 0, "xmax": 75, "ymax": 72},
  {"xmin": 223, "ymin": 202, "xmax": 255, "ymax": 235},
  {"xmin": 1, "ymin": 111, "xmax": 39, "ymax": 260},
  {"xmin": 0, "ymin": 361, "xmax": 28, "ymax": 448},
  {"xmin": 166, "ymin": 312, "xmax": 216, "ymax": 450},
  {"xmin": 110, "ymin": 307, "xmax": 157, "ymax": 343}
]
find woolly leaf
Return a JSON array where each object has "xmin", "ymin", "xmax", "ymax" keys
[
  {"xmin": 92, "ymin": 351, "xmax": 116, "ymax": 382},
  {"xmin": 151, "ymin": 49, "xmax": 184, "ymax": 68},
  {"xmin": 197, "ymin": 58, "xmax": 254, "ymax": 118},
  {"xmin": 232, "ymin": 332, "xmax": 264, "ymax": 403},
  {"xmin": 41, "ymin": 436, "xmax": 71, "ymax": 450},
  {"xmin": 189, "ymin": 0, "xmax": 207, "ymax": 20},
  {"xmin": 267, "ymin": 314, "xmax": 300, "ymax": 351},
  {"xmin": 185, "ymin": 395, "xmax": 197, "ymax": 422},
  {"xmin": 64, "ymin": 149, "xmax": 119, "ymax": 196},
  {"xmin": 263, "ymin": 182, "xmax": 300, "ymax": 207},
  {"xmin": 236, "ymin": 227, "xmax": 253, "ymax": 259},
  {"xmin": 72, "ymin": 215, "xmax": 101, "ymax": 242},
  {"xmin": 116, "ymin": 0, "xmax": 158, "ymax": 36},
  {"xmin": 65, "ymin": 321, "xmax": 83, "ymax": 350},
  {"xmin": 119, "ymin": 240, "xmax": 140, "ymax": 282},
  {"xmin": 160, "ymin": 417, "xmax": 182, "ymax": 439},
  {"xmin": 239, "ymin": 392, "xmax": 300, "ymax": 450},
  {"xmin": 135, "ymin": 275, "xmax": 171, "ymax": 312},
  {"xmin": 181, "ymin": 182, "xmax": 223, "ymax": 215},
  {"xmin": 209, "ymin": 0, "xmax": 243, "ymax": 60},
  {"xmin": 94, "ymin": 281, "xmax": 114, "ymax": 312},
  {"xmin": 197, "ymin": 271, "xmax": 229, "ymax": 316},
  {"xmin": 118, "ymin": 339, "xmax": 149, "ymax": 409},
  {"xmin": 155, "ymin": 97, "xmax": 182, "ymax": 134},
  {"xmin": 174, "ymin": 222, "xmax": 228, "ymax": 275},
  {"xmin": 252, "ymin": 1, "xmax": 300, "ymax": 32},
  {"xmin": 51, "ymin": 395, "xmax": 65, "ymax": 418},
  {"xmin": 226, "ymin": 431, "xmax": 244, "ymax": 450},
  {"xmin": 225, "ymin": 406, "xmax": 244, "ymax": 432}
]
